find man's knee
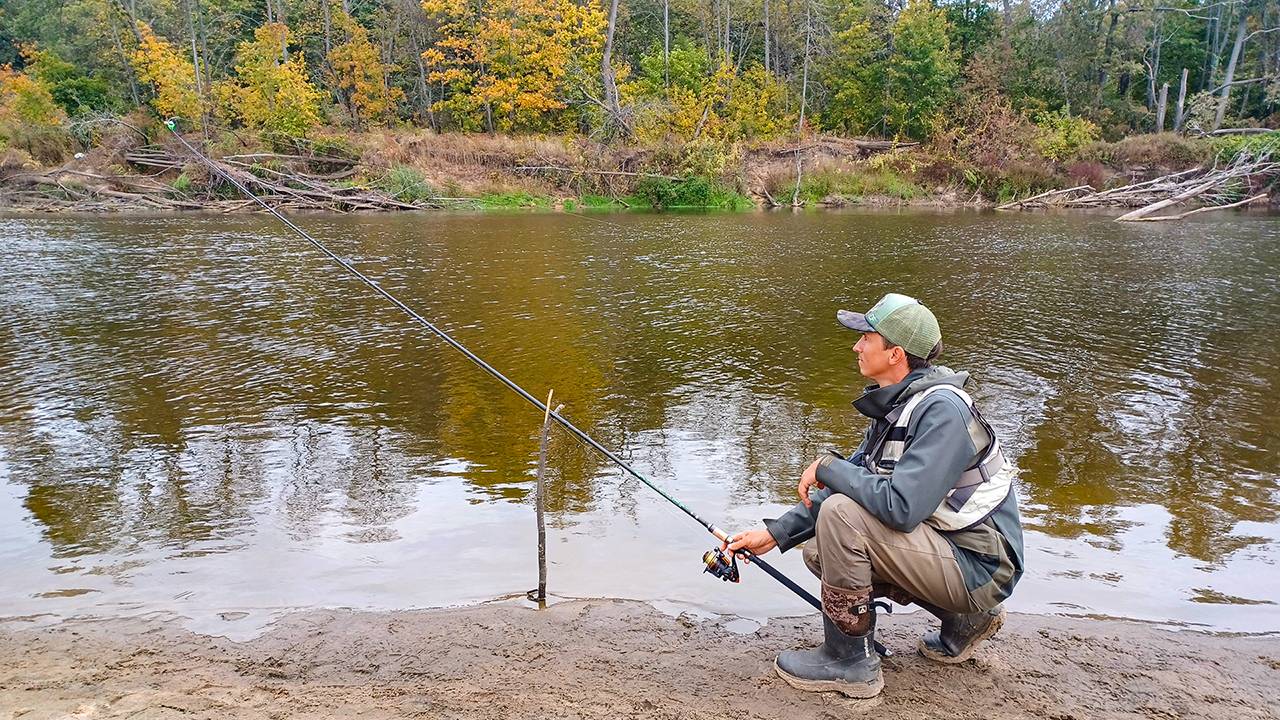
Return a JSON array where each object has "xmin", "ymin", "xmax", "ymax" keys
[{"xmin": 817, "ymin": 494, "xmax": 882, "ymax": 538}]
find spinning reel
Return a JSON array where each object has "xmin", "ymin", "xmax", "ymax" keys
[{"xmin": 701, "ymin": 547, "xmax": 741, "ymax": 583}]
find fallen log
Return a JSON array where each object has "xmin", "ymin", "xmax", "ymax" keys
[
  {"xmin": 996, "ymin": 184, "xmax": 1093, "ymax": 210},
  {"xmin": 1129, "ymin": 193, "xmax": 1268, "ymax": 221}
]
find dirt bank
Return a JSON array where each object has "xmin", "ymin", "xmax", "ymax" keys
[{"xmin": 2, "ymin": 599, "xmax": 1277, "ymax": 720}]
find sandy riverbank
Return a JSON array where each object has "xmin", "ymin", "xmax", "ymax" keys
[{"xmin": 2, "ymin": 599, "xmax": 1277, "ymax": 719}]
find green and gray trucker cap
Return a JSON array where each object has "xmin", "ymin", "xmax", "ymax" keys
[{"xmin": 836, "ymin": 293, "xmax": 941, "ymax": 359}]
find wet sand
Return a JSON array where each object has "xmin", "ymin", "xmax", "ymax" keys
[{"xmin": 2, "ymin": 599, "xmax": 1278, "ymax": 719}]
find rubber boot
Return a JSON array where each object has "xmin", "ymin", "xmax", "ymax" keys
[
  {"xmin": 917, "ymin": 601, "xmax": 1005, "ymax": 664},
  {"xmin": 774, "ymin": 584, "xmax": 883, "ymax": 699}
]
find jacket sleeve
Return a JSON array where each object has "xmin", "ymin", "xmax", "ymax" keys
[
  {"xmin": 763, "ymin": 426, "xmax": 874, "ymax": 552},
  {"xmin": 813, "ymin": 395, "xmax": 979, "ymax": 533},
  {"xmin": 763, "ymin": 487, "xmax": 829, "ymax": 553}
]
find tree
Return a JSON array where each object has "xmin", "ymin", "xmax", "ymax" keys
[
  {"xmin": 129, "ymin": 21, "xmax": 204, "ymax": 122},
  {"xmin": 886, "ymin": 0, "xmax": 959, "ymax": 140},
  {"xmin": 215, "ymin": 22, "xmax": 324, "ymax": 138},
  {"xmin": 420, "ymin": 0, "xmax": 607, "ymax": 132},
  {"xmin": 819, "ymin": 0, "xmax": 886, "ymax": 135},
  {"xmin": 328, "ymin": 6, "xmax": 405, "ymax": 128}
]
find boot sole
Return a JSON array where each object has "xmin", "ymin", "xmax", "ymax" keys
[
  {"xmin": 774, "ymin": 659, "xmax": 884, "ymax": 698},
  {"xmin": 917, "ymin": 608, "xmax": 1005, "ymax": 664}
]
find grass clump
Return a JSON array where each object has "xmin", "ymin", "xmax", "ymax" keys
[
  {"xmin": 632, "ymin": 176, "xmax": 752, "ymax": 209},
  {"xmin": 782, "ymin": 167, "xmax": 923, "ymax": 205},
  {"xmin": 171, "ymin": 172, "xmax": 193, "ymax": 194},
  {"xmin": 479, "ymin": 191, "xmax": 553, "ymax": 208},
  {"xmin": 378, "ymin": 164, "xmax": 436, "ymax": 202}
]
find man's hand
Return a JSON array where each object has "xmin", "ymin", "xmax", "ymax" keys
[
  {"xmin": 722, "ymin": 528, "xmax": 777, "ymax": 561},
  {"xmin": 798, "ymin": 458, "xmax": 825, "ymax": 508}
]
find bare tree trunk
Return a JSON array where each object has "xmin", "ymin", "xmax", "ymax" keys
[
  {"xmin": 1097, "ymin": 0, "xmax": 1120, "ymax": 101},
  {"xmin": 323, "ymin": 0, "xmax": 332, "ymax": 56},
  {"xmin": 663, "ymin": 0, "xmax": 670, "ymax": 88},
  {"xmin": 601, "ymin": 0, "xmax": 626, "ymax": 133},
  {"xmin": 1156, "ymin": 82, "xmax": 1169, "ymax": 131},
  {"xmin": 1214, "ymin": 12, "xmax": 1249, "ymax": 130},
  {"xmin": 763, "ymin": 0, "xmax": 771, "ymax": 73},
  {"xmin": 185, "ymin": 0, "xmax": 203, "ymax": 97},
  {"xmin": 724, "ymin": 0, "xmax": 731, "ymax": 59},
  {"xmin": 1174, "ymin": 67, "xmax": 1189, "ymax": 131},
  {"xmin": 797, "ymin": 0, "xmax": 812, "ymax": 135}
]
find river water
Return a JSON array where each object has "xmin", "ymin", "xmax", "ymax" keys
[{"xmin": 1, "ymin": 209, "xmax": 1277, "ymax": 637}]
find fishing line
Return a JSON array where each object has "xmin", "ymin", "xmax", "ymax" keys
[{"xmin": 163, "ymin": 119, "xmax": 824, "ymax": 613}]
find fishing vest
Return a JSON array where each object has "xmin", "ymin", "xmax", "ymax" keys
[{"xmin": 864, "ymin": 385, "xmax": 1015, "ymax": 532}]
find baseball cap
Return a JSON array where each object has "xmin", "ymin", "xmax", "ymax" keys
[{"xmin": 836, "ymin": 293, "xmax": 941, "ymax": 359}]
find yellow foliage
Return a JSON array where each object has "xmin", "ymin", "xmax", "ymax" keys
[
  {"xmin": 421, "ymin": 0, "xmax": 606, "ymax": 131},
  {"xmin": 328, "ymin": 7, "xmax": 404, "ymax": 127},
  {"xmin": 0, "ymin": 65, "xmax": 65, "ymax": 127},
  {"xmin": 215, "ymin": 23, "xmax": 324, "ymax": 139},
  {"xmin": 630, "ymin": 59, "xmax": 793, "ymax": 143},
  {"xmin": 129, "ymin": 22, "xmax": 204, "ymax": 123}
]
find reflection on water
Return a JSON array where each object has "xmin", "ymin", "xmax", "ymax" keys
[{"xmin": 0, "ymin": 210, "xmax": 1277, "ymax": 634}]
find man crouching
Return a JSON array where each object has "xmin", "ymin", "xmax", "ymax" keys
[{"xmin": 724, "ymin": 293, "xmax": 1025, "ymax": 698}]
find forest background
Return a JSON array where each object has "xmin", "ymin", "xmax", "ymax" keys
[{"xmin": 3, "ymin": 0, "xmax": 1280, "ymax": 208}]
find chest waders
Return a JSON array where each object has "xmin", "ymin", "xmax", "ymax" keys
[{"xmin": 863, "ymin": 385, "xmax": 1015, "ymax": 532}]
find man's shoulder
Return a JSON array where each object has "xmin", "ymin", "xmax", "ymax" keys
[{"xmin": 910, "ymin": 385, "xmax": 975, "ymax": 423}]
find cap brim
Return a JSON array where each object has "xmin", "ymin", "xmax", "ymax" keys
[{"xmin": 836, "ymin": 309, "xmax": 875, "ymax": 332}]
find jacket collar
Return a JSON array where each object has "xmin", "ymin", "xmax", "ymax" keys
[{"xmin": 851, "ymin": 368, "xmax": 931, "ymax": 419}]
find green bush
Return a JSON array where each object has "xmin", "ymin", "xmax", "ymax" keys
[
  {"xmin": 632, "ymin": 176, "xmax": 751, "ymax": 209},
  {"xmin": 1033, "ymin": 111, "xmax": 1100, "ymax": 161},
  {"xmin": 172, "ymin": 172, "xmax": 193, "ymax": 194}
]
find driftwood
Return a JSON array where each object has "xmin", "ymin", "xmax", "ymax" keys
[
  {"xmin": 2, "ymin": 141, "xmax": 441, "ymax": 213},
  {"xmin": 1001, "ymin": 143, "xmax": 1280, "ymax": 221},
  {"xmin": 996, "ymin": 184, "xmax": 1093, "ymax": 210},
  {"xmin": 1129, "ymin": 193, "xmax": 1268, "ymax": 221}
]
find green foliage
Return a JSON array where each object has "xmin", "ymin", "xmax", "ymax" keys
[
  {"xmin": 1212, "ymin": 131, "xmax": 1280, "ymax": 163},
  {"xmin": 886, "ymin": 0, "xmax": 959, "ymax": 140},
  {"xmin": 172, "ymin": 172, "xmax": 193, "ymax": 194},
  {"xmin": 378, "ymin": 164, "xmax": 436, "ymax": 202},
  {"xmin": 479, "ymin": 191, "xmax": 553, "ymax": 208},
  {"xmin": 625, "ymin": 42, "xmax": 793, "ymax": 142},
  {"xmin": 23, "ymin": 47, "xmax": 111, "ymax": 115},
  {"xmin": 1033, "ymin": 110, "xmax": 1100, "ymax": 161},
  {"xmin": 631, "ymin": 176, "xmax": 751, "ymax": 209},
  {"xmin": 822, "ymin": 0, "xmax": 958, "ymax": 141},
  {"xmin": 777, "ymin": 166, "xmax": 922, "ymax": 205}
]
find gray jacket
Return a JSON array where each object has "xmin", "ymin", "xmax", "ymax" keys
[{"xmin": 764, "ymin": 366, "xmax": 1024, "ymax": 608}]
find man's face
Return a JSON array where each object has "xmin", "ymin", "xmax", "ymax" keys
[{"xmin": 853, "ymin": 332, "xmax": 900, "ymax": 380}]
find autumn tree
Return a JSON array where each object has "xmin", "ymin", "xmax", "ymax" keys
[
  {"xmin": 420, "ymin": 0, "xmax": 607, "ymax": 132},
  {"xmin": 129, "ymin": 21, "xmax": 205, "ymax": 123},
  {"xmin": 215, "ymin": 23, "xmax": 324, "ymax": 138},
  {"xmin": 327, "ymin": 6, "xmax": 404, "ymax": 128}
]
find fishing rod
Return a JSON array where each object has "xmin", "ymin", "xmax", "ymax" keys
[{"xmin": 162, "ymin": 119, "xmax": 824, "ymax": 614}]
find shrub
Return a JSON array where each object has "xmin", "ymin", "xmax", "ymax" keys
[
  {"xmin": 1078, "ymin": 133, "xmax": 1211, "ymax": 169},
  {"xmin": 632, "ymin": 176, "xmax": 750, "ymax": 208},
  {"xmin": 1065, "ymin": 161, "xmax": 1107, "ymax": 189},
  {"xmin": 1033, "ymin": 110, "xmax": 1100, "ymax": 161}
]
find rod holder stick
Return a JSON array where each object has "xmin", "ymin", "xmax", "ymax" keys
[{"xmin": 532, "ymin": 392, "xmax": 561, "ymax": 605}]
